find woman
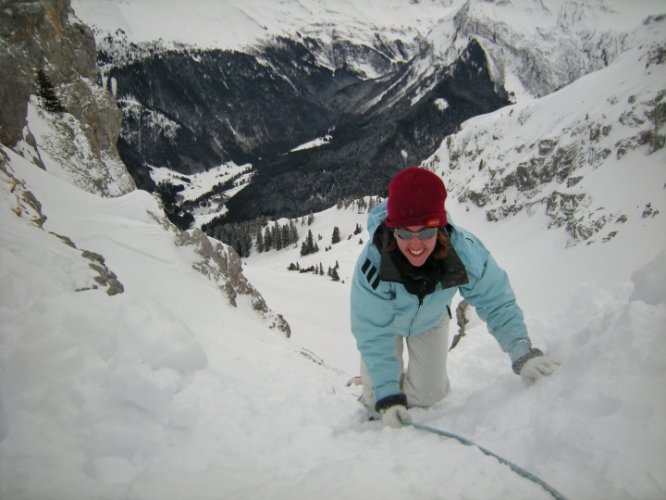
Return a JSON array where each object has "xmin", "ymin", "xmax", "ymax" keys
[{"xmin": 350, "ymin": 167, "xmax": 559, "ymax": 427}]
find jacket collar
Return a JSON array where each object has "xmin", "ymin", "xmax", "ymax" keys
[{"xmin": 374, "ymin": 224, "xmax": 469, "ymax": 291}]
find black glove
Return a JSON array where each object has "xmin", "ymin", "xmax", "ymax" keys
[{"xmin": 376, "ymin": 394, "xmax": 411, "ymax": 428}]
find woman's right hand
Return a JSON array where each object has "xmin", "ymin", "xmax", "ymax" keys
[{"xmin": 380, "ymin": 404, "xmax": 412, "ymax": 428}]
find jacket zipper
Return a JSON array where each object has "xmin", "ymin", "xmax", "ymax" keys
[{"xmin": 407, "ymin": 294, "xmax": 425, "ymax": 336}]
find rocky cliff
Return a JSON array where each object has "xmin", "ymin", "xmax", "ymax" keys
[
  {"xmin": 425, "ymin": 29, "xmax": 666, "ymax": 246},
  {"xmin": 0, "ymin": 0, "xmax": 287, "ymax": 331},
  {"xmin": 0, "ymin": 0, "xmax": 134, "ymax": 196}
]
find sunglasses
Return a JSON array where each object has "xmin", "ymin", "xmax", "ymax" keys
[{"xmin": 393, "ymin": 227, "xmax": 439, "ymax": 240}]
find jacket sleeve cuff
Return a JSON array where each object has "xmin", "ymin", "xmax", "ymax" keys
[
  {"xmin": 511, "ymin": 348, "xmax": 544, "ymax": 374},
  {"xmin": 373, "ymin": 381, "xmax": 402, "ymax": 403},
  {"xmin": 375, "ymin": 393, "xmax": 408, "ymax": 413},
  {"xmin": 507, "ymin": 338, "xmax": 533, "ymax": 363}
]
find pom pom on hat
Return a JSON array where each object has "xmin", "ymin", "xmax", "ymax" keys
[{"xmin": 385, "ymin": 167, "xmax": 447, "ymax": 229}]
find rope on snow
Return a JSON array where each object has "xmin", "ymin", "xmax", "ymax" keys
[{"xmin": 407, "ymin": 421, "xmax": 567, "ymax": 500}]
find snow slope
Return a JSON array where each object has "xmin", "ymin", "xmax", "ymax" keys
[{"xmin": 2, "ymin": 133, "xmax": 666, "ymax": 499}]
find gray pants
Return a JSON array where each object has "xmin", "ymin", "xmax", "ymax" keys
[{"xmin": 361, "ymin": 319, "xmax": 450, "ymax": 411}]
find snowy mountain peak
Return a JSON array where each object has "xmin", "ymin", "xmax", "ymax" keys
[
  {"xmin": 425, "ymin": 35, "xmax": 666, "ymax": 246},
  {"xmin": 72, "ymin": 0, "xmax": 461, "ymax": 52},
  {"xmin": 430, "ymin": 0, "xmax": 666, "ymax": 98}
]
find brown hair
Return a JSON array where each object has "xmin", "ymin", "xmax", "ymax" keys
[
  {"xmin": 386, "ymin": 229, "xmax": 450, "ymax": 260},
  {"xmin": 433, "ymin": 229, "xmax": 450, "ymax": 260}
]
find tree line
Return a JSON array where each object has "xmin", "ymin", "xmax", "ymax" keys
[
  {"xmin": 203, "ymin": 196, "xmax": 380, "ymax": 258},
  {"xmin": 287, "ymin": 261, "xmax": 341, "ymax": 282}
]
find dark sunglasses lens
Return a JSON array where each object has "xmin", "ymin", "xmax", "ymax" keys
[
  {"xmin": 395, "ymin": 227, "xmax": 438, "ymax": 240},
  {"xmin": 417, "ymin": 227, "xmax": 438, "ymax": 239}
]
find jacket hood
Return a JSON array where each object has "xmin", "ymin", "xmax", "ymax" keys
[{"xmin": 367, "ymin": 199, "xmax": 389, "ymax": 236}]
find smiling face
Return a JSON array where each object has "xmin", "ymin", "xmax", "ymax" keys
[{"xmin": 394, "ymin": 225, "xmax": 438, "ymax": 267}]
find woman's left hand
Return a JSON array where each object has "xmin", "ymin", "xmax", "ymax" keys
[{"xmin": 519, "ymin": 355, "xmax": 560, "ymax": 385}]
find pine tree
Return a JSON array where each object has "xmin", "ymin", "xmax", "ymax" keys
[
  {"xmin": 35, "ymin": 69, "xmax": 65, "ymax": 113},
  {"xmin": 281, "ymin": 223, "xmax": 291, "ymax": 249},
  {"xmin": 240, "ymin": 230, "xmax": 252, "ymax": 258},
  {"xmin": 300, "ymin": 229, "xmax": 319, "ymax": 256},
  {"xmin": 272, "ymin": 222, "xmax": 282, "ymax": 250},
  {"xmin": 255, "ymin": 231, "xmax": 264, "ymax": 253},
  {"xmin": 289, "ymin": 220, "xmax": 299, "ymax": 246},
  {"xmin": 331, "ymin": 226, "xmax": 341, "ymax": 244}
]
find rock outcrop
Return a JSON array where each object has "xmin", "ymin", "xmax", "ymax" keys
[{"xmin": 0, "ymin": 0, "xmax": 134, "ymax": 196}]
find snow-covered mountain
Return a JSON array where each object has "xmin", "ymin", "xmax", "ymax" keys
[
  {"xmin": 72, "ymin": 0, "xmax": 662, "ymax": 97},
  {"xmin": 425, "ymin": 30, "xmax": 666, "ymax": 247},
  {"xmin": 1, "ymin": 1, "xmax": 666, "ymax": 499},
  {"xmin": 427, "ymin": 0, "xmax": 666, "ymax": 98},
  {"xmin": 71, "ymin": 0, "xmax": 456, "ymax": 69},
  {"xmin": 68, "ymin": 0, "xmax": 666, "ymax": 231}
]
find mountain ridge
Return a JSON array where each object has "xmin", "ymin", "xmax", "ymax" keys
[
  {"xmin": 67, "ymin": 0, "xmax": 665, "ymax": 234},
  {"xmin": 424, "ymin": 35, "xmax": 666, "ymax": 246}
]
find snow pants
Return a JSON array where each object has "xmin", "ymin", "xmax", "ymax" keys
[{"xmin": 360, "ymin": 318, "xmax": 450, "ymax": 412}]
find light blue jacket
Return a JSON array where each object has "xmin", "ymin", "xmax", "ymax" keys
[{"xmin": 350, "ymin": 199, "xmax": 532, "ymax": 402}]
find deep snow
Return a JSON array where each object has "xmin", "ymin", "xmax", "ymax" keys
[
  {"xmin": 1, "ymin": 0, "xmax": 666, "ymax": 498},
  {"xmin": 2, "ymin": 136, "xmax": 666, "ymax": 499}
]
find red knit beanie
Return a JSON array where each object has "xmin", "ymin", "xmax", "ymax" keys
[{"xmin": 385, "ymin": 167, "xmax": 447, "ymax": 228}]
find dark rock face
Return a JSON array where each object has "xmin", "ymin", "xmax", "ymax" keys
[
  {"xmin": 107, "ymin": 39, "xmax": 361, "ymax": 189},
  {"xmin": 224, "ymin": 39, "xmax": 509, "ymax": 222},
  {"xmin": 103, "ymin": 34, "xmax": 509, "ymax": 221}
]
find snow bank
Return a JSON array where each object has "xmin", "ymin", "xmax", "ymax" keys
[{"xmin": 3, "ymin": 138, "xmax": 666, "ymax": 499}]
